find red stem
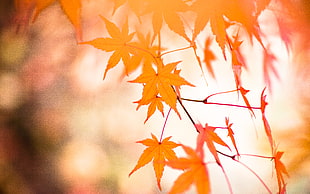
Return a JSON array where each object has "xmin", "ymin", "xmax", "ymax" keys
[{"xmin": 159, "ymin": 108, "xmax": 172, "ymax": 142}]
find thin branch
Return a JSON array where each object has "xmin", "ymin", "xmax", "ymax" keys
[
  {"xmin": 126, "ymin": 43, "xmax": 156, "ymax": 59},
  {"xmin": 204, "ymin": 89, "xmax": 239, "ymax": 102},
  {"xmin": 220, "ymin": 166, "xmax": 233, "ymax": 194},
  {"xmin": 205, "ymin": 102, "xmax": 261, "ymax": 110},
  {"xmin": 159, "ymin": 45, "xmax": 192, "ymax": 57},
  {"xmin": 237, "ymin": 161, "xmax": 273, "ymax": 194},
  {"xmin": 159, "ymin": 108, "xmax": 172, "ymax": 142},
  {"xmin": 217, "ymin": 151, "xmax": 273, "ymax": 194},
  {"xmin": 240, "ymin": 154, "xmax": 274, "ymax": 160},
  {"xmin": 177, "ymin": 96, "xmax": 199, "ymax": 133},
  {"xmin": 181, "ymin": 97, "xmax": 262, "ymax": 110}
]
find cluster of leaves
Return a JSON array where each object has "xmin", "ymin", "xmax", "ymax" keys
[{"xmin": 14, "ymin": 0, "xmax": 293, "ymax": 193}]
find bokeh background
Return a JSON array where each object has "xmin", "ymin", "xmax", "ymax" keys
[{"xmin": 0, "ymin": 0, "xmax": 309, "ymax": 193}]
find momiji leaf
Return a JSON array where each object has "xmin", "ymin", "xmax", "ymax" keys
[
  {"xmin": 204, "ymin": 37, "xmax": 216, "ymax": 78},
  {"xmin": 230, "ymin": 33, "xmax": 246, "ymax": 89},
  {"xmin": 192, "ymin": 0, "xmax": 228, "ymax": 58},
  {"xmin": 135, "ymin": 95, "xmax": 165, "ymax": 123},
  {"xmin": 128, "ymin": 32, "xmax": 159, "ymax": 72},
  {"xmin": 191, "ymin": 0, "xmax": 215, "ymax": 40},
  {"xmin": 59, "ymin": 0, "xmax": 82, "ymax": 40},
  {"xmin": 195, "ymin": 123, "xmax": 230, "ymax": 166},
  {"xmin": 81, "ymin": 17, "xmax": 137, "ymax": 78},
  {"xmin": 15, "ymin": 0, "xmax": 82, "ymax": 41},
  {"xmin": 112, "ymin": 0, "xmax": 144, "ymax": 16},
  {"xmin": 224, "ymin": 0, "xmax": 266, "ymax": 44},
  {"xmin": 144, "ymin": 0, "xmax": 190, "ymax": 41},
  {"xmin": 256, "ymin": 0, "xmax": 271, "ymax": 17},
  {"xmin": 260, "ymin": 87, "xmax": 274, "ymax": 152},
  {"xmin": 210, "ymin": 14, "xmax": 227, "ymax": 59},
  {"xmin": 130, "ymin": 61, "xmax": 194, "ymax": 120},
  {"xmin": 274, "ymin": 151, "xmax": 289, "ymax": 194},
  {"xmin": 29, "ymin": 0, "xmax": 55, "ymax": 21},
  {"xmin": 263, "ymin": 46, "xmax": 279, "ymax": 89},
  {"xmin": 239, "ymin": 87, "xmax": 255, "ymax": 117},
  {"xmin": 129, "ymin": 134, "xmax": 179, "ymax": 190},
  {"xmin": 225, "ymin": 117, "xmax": 239, "ymax": 156},
  {"xmin": 166, "ymin": 145, "xmax": 210, "ymax": 194}
]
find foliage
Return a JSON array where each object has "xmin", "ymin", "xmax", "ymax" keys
[{"xmin": 13, "ymin": 0, "xmax": 297, "ymax": 193}]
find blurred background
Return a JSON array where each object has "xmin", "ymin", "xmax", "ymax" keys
[{"xmin": 0, "ymin": 0, "xmax": 309, "ymax": 193}]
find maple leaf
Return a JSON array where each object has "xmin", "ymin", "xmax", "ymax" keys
[
  {"xmin": 143, "ymin": 0, "xmax": 190, "ymax": 41},
  {"xmin": 129, "ymin": 134, "xmax": 179, "ymax": 190},
  {"xmin": 224, "ymin": 0, "xmax": 266, "ymax": 45},
  {"xmin": 225, "ymin": 117, "xmax": 239, "ymax": 156},
  {"xmin": 229, "ymin": 32, "xmax": 246, "ymax": 89},
  {"xmin": 130, "ymin": 61, "xmax": 194, "ymax": 119},
  {"xmin": 192, "ymin": 0, "xmax": 271, "ymax": 57},
  {"xmin": 274, "ymin": 151, "xmax": 289, "ymax": 194},
  {"xmin": 260, "ymin": 87, "xmax": 274, "ymax": 152},
  {"xmin": 239, "ymin": 87, "xmax": 255, "ymax": 117},
  {"xmin": 112, "ymin": 0, "xmax": 145, "ymax": 16},
  {"xmin": 195, "ymin": 123, "xmax": 230, "ymax": 166},
  {"xmin": 14, "ymin": 0, "xmax": 82, "ymax": 41},
  {"xmin": 203, "ymin": 37, "xmax": 216, "ymax": 78},
  {"xmin": 128, "ymin": 32, "xmax": 160, "ymax": 72},
  {"xmin": 81, "ymin": 16, "xmax": 137, "ymax": 79},
  {"xmin": 263, "ymin": 45, "xmax": 279, "ymax": 90},
  {"xmin": 134, "ymin": 95, "xmax": 165, "ymax": 123},
  {"xmin": 191, "ymin": 0, "xmax": 228, "ymax": 58},
  {"xmin": 166, "ymin": 145, "xmax": 210, "ymax": 194}
]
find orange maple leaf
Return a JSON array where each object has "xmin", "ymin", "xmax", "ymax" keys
[
  {"xmin": 274, "ymin": 151, "xmax": 289, "ymax": 194},
  {"xmin": 143, "ymin": 0, "xmax": 190, "ymax": 41},
  {"xmin": 81, "ymin": 16, "xmax": 137, "ymax": 79},
  {"xmin": 134, "ymin": 95, "xmax": 165, "ymax": 123},
  {"xmin": 192, "ymin": 0, "xmax": 271, "ymax": 58},
  {"xmin": 195, "ymin": 123, "xmax": 230, "ymax": 166},
  {"xmin": 112, "ymin": 0, "xmax": 144, "ymax": 16},
  {"xmin": 166, "ymin": 145, "xmax": 210, "ymax": 194},
  {"xmin": 129, "ymin": 134, "xmax": 179, "ymax": 190},
  {"xmin": 14, "ymin": 0, "xmax": 82, "ymax": 41},
  {"xmin": 191, "ymin": 0, "xmax": 228, "ymax": 57},
  {"xmin": 130, "ymin": 61, "xmax": 194, "ymax": 119},
  {"xmin": 128, "ymin": 32, "xmax": 160, "ymax": 73},
  {"xmin": 203, "ymin": 37, "xmax": 217, "ymax": 78}
]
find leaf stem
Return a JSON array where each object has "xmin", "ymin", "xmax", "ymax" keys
[
  {"xmin": 240, "ymin": 154, "xmax": 274, "ymax": 160},
  {"xmin": 205, "ymin": 102, "xmax": 261, "ymax": 110},
  {"xmin": 159, "ymin": 108, "xmax": 172, "ymax": 142},
  {"xmin": 237, "ymin": 161, "xmax": 273, "ymax": 194},
  {"xmin": 126, "ymin": 43, "xmax": 156, "ymax": 59},
  {"xmin": 204, "ymin": 89, "xmax": 239, "ymax": 102},
  {"xmin": 217, "ymin": 151, "xmax": 272, "ymax": 194},
  {"xmin": 221, "ymin": 166, "xmax": 233, "ymax": 194},
  {"xmin": 159, "ymin": 45, "xmax": 193, "ymax": 57},
  {"xmin": 181, "ymin": 98, "xmax": 261, "ymax": 110},
  {"xmin": 177, "ymin": 96, "xmax": 199, "ymax": 132}
]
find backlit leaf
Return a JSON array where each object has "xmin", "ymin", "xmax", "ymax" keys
[
  {"xmin": 130, "ymin": 61, "xmax": 194, "ymax": 120},
  {"xmin": 81, "ymin": 17, "xmax": 137, "ymax": 78},
  {"xmin": 166, "ymin": 145, "xmax": 210, "ymax": 194},
  {"xmin": 129, "ymin": 134, "xmax": 179, "ymax": 190},
  {"xmin": 274, "ymin": 151, "xmax": 289, "ymax": 194}
]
